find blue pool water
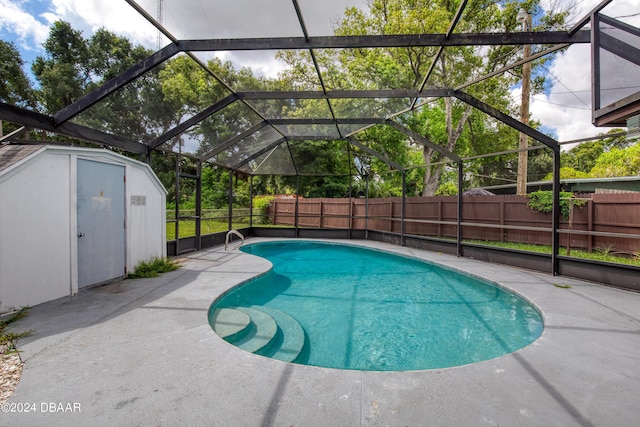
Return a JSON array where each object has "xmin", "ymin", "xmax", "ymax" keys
[{"xmin": 213, "ymin": 241, "xmax": 543, "ymax": 371}]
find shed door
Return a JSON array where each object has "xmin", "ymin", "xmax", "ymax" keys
[{"xmin": 77, "ymin": 159, "xmax": 126, "ymax": 287}]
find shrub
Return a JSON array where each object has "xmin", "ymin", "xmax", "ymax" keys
[
  {"xmin": 252, "ymin": 195, "xmax": 275, "ymax": 224},
  {"xmin": 528, "ymin": 190, "xmax": 586, "ymax": 220},
  {"xmin": 435, "ymin": 182, "xmax": 458, "ymax": 196},
  {"xmin": 128, "ymin": 258, "xmax": 180, "ymax": 278}
]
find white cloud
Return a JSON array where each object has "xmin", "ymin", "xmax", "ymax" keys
[
  {"xmin": 0, "ymin": 0, "xmax": 51, "ymax": 50},
  {"xmin": 49, "ymin": 0, "xmax": 158, "ymax": 47},
  {"xmin": 529, "ymin": 44, "xmax": 594, "ymax": 142}
]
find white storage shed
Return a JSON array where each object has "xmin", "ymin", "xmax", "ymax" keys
[{"xmin": 0, "ymin": 145, "xmax": 167, "ymax": 312}]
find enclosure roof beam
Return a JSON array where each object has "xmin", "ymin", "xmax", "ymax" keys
[
  {"xmin": 53, "ymin": 43, "xmax": 181, "ymax": 126},
  {"xmin": 412, "ymin": 0, "xmax": 469, "ymax": 109},
  {"xmin": 598, "ymin": 16, "xmax": 640, "ymax": 66},
  {"xmin": 385, "ymin": 119, "xmax": 461, "ymax": 162},
  {"xmin": 453, "ymin": 90, "xmax": 559, "ymax": 150},
  {"xmin": 200, "ymin": 121, "xmax": 269, "ymax": 161},
  {"xmin": 148, "ymin": 93, "xmax": 238, "ymax": 149},
  {"xmin": 347, "ymin": 137, "xmax": 404, "ymax": 172},
  {"xmin": 178, "ymin": 31, "xmax": 589, "ymax": 51},
  {"xmin": 231, "ymin": 137, "xmax": 287, "ymax": 171},
  {"xmin": 45, "ymin": 29, "xmax": 589, "ymax": 128},
  {"xmin": 268, "ymin": 118, "xmax": 386, "ymax": 125},
  {"xmin": 291, "ymin": 0, "xmax": 342, "ymax": 139},
  {"xmin": 281, "ymin": 135, "xmax": 347, "ymax": 141},
  {"xmin": 568, "ymin": 0, "xmax": 613, "ymax": 35},
  {"xmin": 455, "ymin": 43, "xmax": 570, "ymax": 91},
  {"xmin": 238, "ymin": 89, "xmax": 450, "ymax": 99},
  {"xmin": 0, "ymin": 126, "xmax": 28, "ymax": 144},
  {"xmin": 0, "ymin": 102, "xmax": 146, "ymax": 154}
]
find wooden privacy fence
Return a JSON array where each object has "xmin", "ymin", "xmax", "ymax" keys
[{"xmin": 267, "ymin": 193, "xmax": 640, "ymax": 254}]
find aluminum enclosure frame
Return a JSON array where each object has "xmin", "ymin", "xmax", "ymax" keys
[{"xmin": 0, "ymin": 0, "xmax": 633, "ymax": 278}]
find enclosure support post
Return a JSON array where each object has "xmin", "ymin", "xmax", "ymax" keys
[
  {"xmin": 348, "ymin": 186, "xmax": 353, "ymax": 240},
  {"xmin": 552, "ymin": 147, "xmax": 561, "ymax": 275},
  {"xmin": 249, "ymin": 175, "xmax": 254, "ymax": 227},
  {"xmin": 365, "ymin": 174, "xmax": 369, "ymax": 240},
  {"xmin": 295, "ymin": 175, "xmax": 300, "ymax": 238},
  {"xmin": 174, "ymin": 151, "xmax": 180, "ymax": 255},
  {"xmin": 228, "ymin": 169, "xmax": 233, "ymax": 231},
  {"xmin": 348, "ymin": 145, "xmax": 353, "ymax": 239},
  {"xmin": 457, "ymin": 162, "xmax": 463, "ymax": 257},
  {"xmin": 401, "ymin": 171, "xmax": 406, "ymax": 247},
  {"xmin": 195, "ymin": 161, "xmax": 202, "ymax": 251}
]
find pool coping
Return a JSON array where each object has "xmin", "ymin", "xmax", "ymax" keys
[{"xmin": 5, "ymin": 238, "xmax": 640, "ymax": 426}]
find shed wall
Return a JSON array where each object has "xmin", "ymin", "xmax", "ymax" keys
[
  {"xmin": 0, "ymin": 153, "xmax": 72, "ymax": 311},
  {"xmin": 0, "ymin": 147, "xmax": 167, "ymax": 312},
  {"xmin": 126, "ymin": 164, "xmax": 167, "ymax": 269}
]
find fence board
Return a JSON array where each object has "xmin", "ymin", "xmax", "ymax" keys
[{"xmin": 266, "ymin": 194, "xmax": 640, "ymax": 254}]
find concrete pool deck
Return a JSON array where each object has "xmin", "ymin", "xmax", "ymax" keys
[{"xmin": 4, "ymin": 238, "xmax": 640, "ymax": 426}]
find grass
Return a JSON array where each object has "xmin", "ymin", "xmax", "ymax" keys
[
  {"xmin": 465, "ymin": 240, "xmax": 640, "ymax": 267},
  {"xmin": 0, "ymin": 307, "xmax": 32, "ymax": 352},
  {"xmin": 166, "ymin": 219, "xmax": 292, "ymax": 239},
  {"xmin": 166, "ymin": 220, "xmax": 251, "ymax": 239},
  {"xmin": 165, "ymin": 219, "xmax": 639, "ymax": 267},
  {"xmin": 128, "ymin": 257, "xmax": 181, "ymax": 279}
]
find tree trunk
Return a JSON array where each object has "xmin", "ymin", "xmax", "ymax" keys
[
  {"xmin": 422, "ymin": 147, "xmax": 441, "ymax": 196},
  {"xmin": 421, "ymin": 96, "xmax": 473, "ymax": 196}
]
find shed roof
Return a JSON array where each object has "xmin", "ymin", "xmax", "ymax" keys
[
  {"xmin": 0, "ymin": 145, "xmax": 43, "ymax": 173},
  {"xmin": 0, "ymin": 145, "xmax": 167, "ymax": 194}
]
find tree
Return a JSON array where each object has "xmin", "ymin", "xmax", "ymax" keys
[
  {"xmin": 560, "ymin": 129, "xmax": 632, "ymax": 176},
  {"xmin": 590, "ymin": 143, "xmax": 640, "ymax": 177},
  {"xmin": 32, "ymin": 21, "xmax": 90, "ymax": 113},
  {"xmin": 0, "ymin": 40, "xmax": 36, "ymax": 137},
  {"xmin": 278, "ymin": 0, "xmax": 569, "ymax": 196},
  {"xmin": 561, "ymin": 140, "xmax": 605, "ymax": 173},
  {"xmin": 158, "ymin": 56, "xmax": 275, "ymax": 155},
  {"xmin": 32, "ymin": 21, "xmax": 168, "ymax": 143},
  {"xmin": 0, "ymin": 41, "xmax": 35, "ymax": 108}
]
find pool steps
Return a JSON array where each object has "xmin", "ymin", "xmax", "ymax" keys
[
  {"xmin": 232, "ymin": 307, "xmax": 278, "ymax": 354},
  {"xmin": 211, "ymin": 306, "xmax": 306, "ymax": 363},
  {"xmin": 210, "ymin": 308, "xmax": 251, "ymax": 341}
]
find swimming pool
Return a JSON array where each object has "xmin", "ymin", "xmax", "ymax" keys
[{"xmin": 209, "ymin": 240, "xmax": 543, "ymax": 371}]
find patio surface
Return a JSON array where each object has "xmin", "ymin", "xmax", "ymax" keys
[{"xmin": 4, "ymin": 238, "xmax": 640, "ymax": 426}]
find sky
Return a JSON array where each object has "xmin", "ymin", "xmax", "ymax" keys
[{"xmin": 1, "ymin": 0, "xmax": 639, "ymax": 144}]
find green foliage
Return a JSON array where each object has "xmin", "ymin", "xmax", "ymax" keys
[
  {"xmin": 465, "ymin": 240, "xmax": 640, "ymax": 267},
  {"xmin": 593, "ymin": 245, "xmax": 614, "ymax": 256},
  {"xmin": 128, "ymin": 258, "xmax": 180, "ymax": 279},
  {"xmin": 32, "ymin": 21, "xmax": 89, "ymax": 112},
  {"xmin": 561, "ymin": 141, "xmax": 605, "ymax": 173},
  {"xmin": 558, "ymin": 130, "xmax": 635, "ymax": 179},
  {"xmin": 276, "ymin": 0, "xmax": 572, "ymax": 196},
  {"xmin": 543, "ymin": 167, "xmax": 590, "ymax": 181},
  {"xmin": 252, "ymin": 195, "xmax": 274, "ymax": 224},
  {"xmin": 435, "ymin": 181, "xmax": 458, "ymax": 196},
  {"xmin": 0, "ymin": 307, "xmax": 32, "ymax": 351},
  {"xmin": 527, "ymin": 147, "xmax": 554, "ymax": 182},
  {"xmin": 31, "ymin": 20, "xmax": 162, "ymax": 144},
  {"xmin": 201, "ymin": 167, "xmax": 231, "ymax": 209},
  {"xmin": 528, "ymin": 190, "xmax": 585, "ymax": 220},
  {"xmin": 590, "ymin": 143, "xmax": 640, "ymax": 178},
  {"xmin": 0, "ymin": 41, "xmax": 35, "ymax": 108}
]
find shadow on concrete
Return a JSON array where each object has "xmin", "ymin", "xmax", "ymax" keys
[{"xmin": 8, "ymin": 249, "xmax": 248, "ymax": 362}]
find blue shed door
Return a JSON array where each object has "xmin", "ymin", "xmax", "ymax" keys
[{"xmin": 77, "ymin": 159, "xmax": 126, "ymax": 287}]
